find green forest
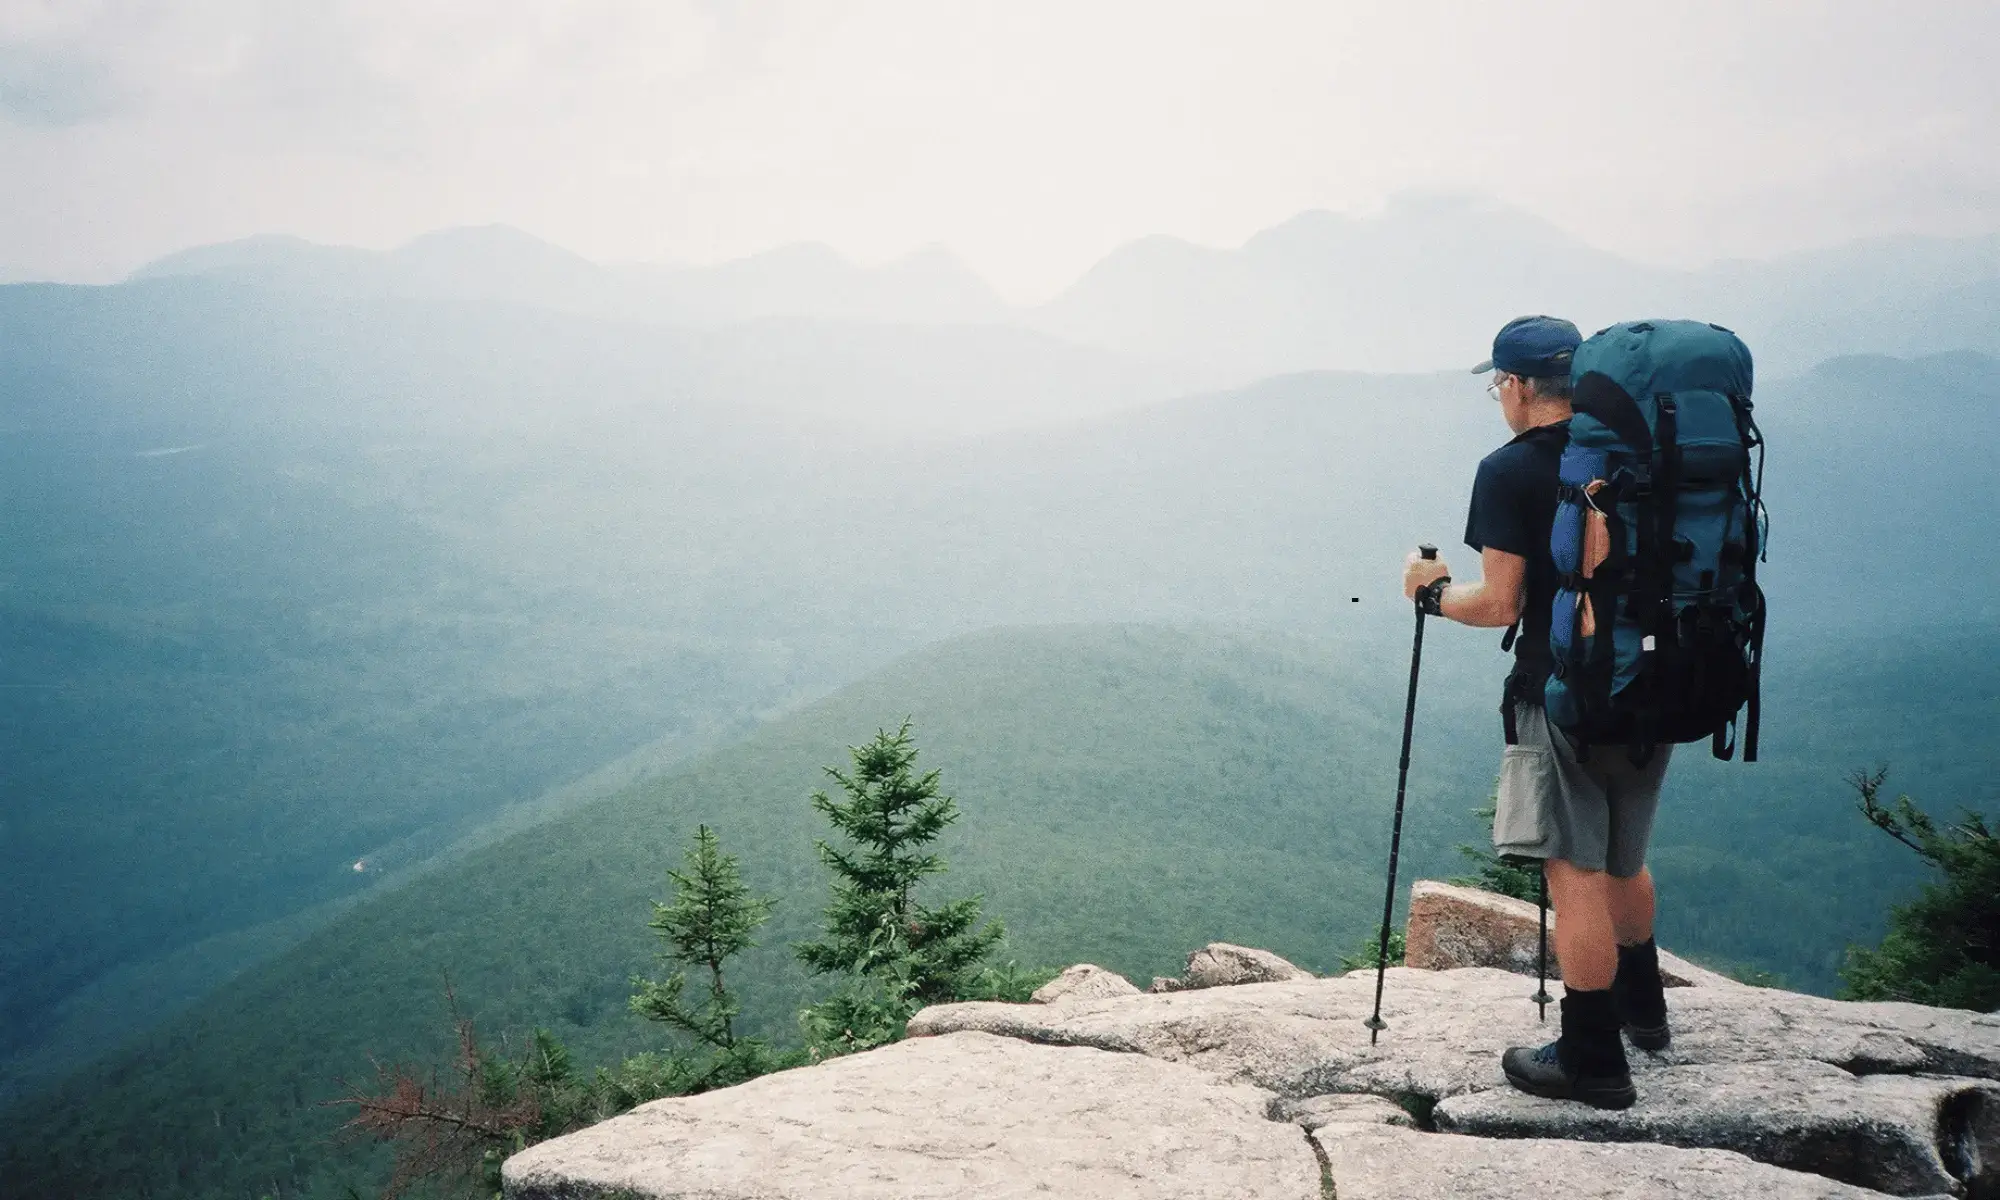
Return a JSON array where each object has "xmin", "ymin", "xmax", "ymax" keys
[
  {"xmin": 3, "ymin": 622, "xmax": 1993, "ymax": 1199},
  {"xmin": 7, "ymin": 17, "xmax": 2000, "ymax": 1197},
  {"xmin": 3, "ymin": 274, "xmax": 1997, "ymax": 1200}
]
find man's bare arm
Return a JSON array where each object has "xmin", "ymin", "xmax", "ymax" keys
[{"xmin": 1439, "ymin": 546, "xmax": 1528, "ymax": 628}]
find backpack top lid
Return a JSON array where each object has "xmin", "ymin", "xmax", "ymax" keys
[{"xmin": 1571, "ymin": 320, "xmax": 1755, "ymax": 404}]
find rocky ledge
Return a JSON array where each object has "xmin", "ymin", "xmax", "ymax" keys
[{"xmin": 504, "ymin": 883, "xmax": 2000, "ymax": 1199}]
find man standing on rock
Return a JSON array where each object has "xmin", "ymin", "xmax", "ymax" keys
[{"xmin": 1399, "ymin": 315, "xmax": 1670, "ymax": 1110}]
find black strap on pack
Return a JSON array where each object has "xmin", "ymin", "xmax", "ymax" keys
[
  {"xmin": 1501, "ymin": 670, "xmax": 1524, "ymax": 744},
  {"xmin": 1727, "ymin": 393, "xmax": 1767, "ymax": 764},
  {"xmin": 1500, "ymin": 664, "xmax": 1550, "ymax": 746},
  {"xmin": 1744, "ymin": 585, "xmax": 1765, "ymax": 762},
  {"xmin": 1572, "ymin": 372, "xmax": 1653, "ymax": 460},
  {"xmin": 1636, "ymin": 395, "xmax": 1682, "ymax": 757}
]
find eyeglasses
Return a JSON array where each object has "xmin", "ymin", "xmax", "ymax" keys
[{"xmin": 1486, "ymin": 373, "xmax": 1515, "ymax": 401}]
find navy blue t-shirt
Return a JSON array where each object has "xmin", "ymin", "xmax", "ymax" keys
[{"xmin": 1463, "ymin": 420, "xmax": 1570, "ymax": 683}]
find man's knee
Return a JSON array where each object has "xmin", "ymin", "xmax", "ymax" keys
[
  {"xmin": 1545, "ymin": 856, "xmax": 1605, "ymax": 886},
  {"xmin": 1544, "ymin": 856, "xmax": 1610, "ymax": 906},
  {"xmin": 1604, "ymin": 868, "xmax": 1656, "ymax": 945}
]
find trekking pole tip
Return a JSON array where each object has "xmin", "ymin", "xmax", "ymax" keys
[{"xmin": 1418, "ymin": 543, "xmax": 1438, "ymax": 560}]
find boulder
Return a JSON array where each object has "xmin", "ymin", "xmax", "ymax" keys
[
  {"xmin": 1436, "ymin": 1060, "xmax": 2000, "ymax": 1198},
  {"xmin": 1403, "ymin": 880, "xmax": 1740, "ymax": 988},
  {"xmin": 1149, "ymin": 976, "xmax": 1185, "ymax": 993},
  {"xmin": 1181, "ymin": 942, "xmax": 1313, "ymax": 989},
  {"xmin": 1314, "ymin": 1123, "xmax": 1903, "ymax": 1200},
  {"xmin": 1030, "ymin": 963, "xmax": 1141, "ymax": 1004},
  {"xmin": 502, "ymin": 1030, "xmax": 1322, "ymax": 1200}
]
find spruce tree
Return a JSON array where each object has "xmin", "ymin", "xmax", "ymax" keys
[
  {"xmin": 1840, "ymin": 769, "xmax": 2000, "ymax": 1011},
  {"xmin": 796, "ymin": 722, "xmax": 1005, "ymax": 1027},
  {"xmin": 631, "ymin": 825, "xmax": 776, "ymax": 1063}
]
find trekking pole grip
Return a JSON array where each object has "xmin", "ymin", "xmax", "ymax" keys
[{"xmin": 1411, "ymin": 544, "xmax": 1440, "ymax": 615}]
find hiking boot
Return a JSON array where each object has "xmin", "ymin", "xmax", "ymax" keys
[
  {"xmin": 1501, "ymin": 988, "xmax": 1636, "ymax": 1109},
  {"xmin": 1613, "ymin": 938, "xmax": 1672, "ymax": 1053}
]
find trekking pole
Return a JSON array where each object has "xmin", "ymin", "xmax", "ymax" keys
[
  {"xmin": 1365, "ymin": 544, "xmax": 1437, "ymax": 1045},
  {"xmin": 1533, "ymin": 870, "xmax": 1552, "ymax": 1021}
]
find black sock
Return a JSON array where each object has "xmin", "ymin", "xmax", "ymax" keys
[
  {"xmin": 1614, "ymin": 939, "xmax": 1666, "ymax": 1022},
  {"xmin": 1558, "ymin": 988, "xmax": 1628, "ymax": 1076}
]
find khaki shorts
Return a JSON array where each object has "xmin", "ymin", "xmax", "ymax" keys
[{"xmin": 1494, "ymin": 701, "xmax": 1670, "ymax": 878}]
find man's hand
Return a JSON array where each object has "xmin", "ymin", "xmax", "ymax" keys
[{"xmin": 1403, "ymin": 551, "xmax": 1451, "ymax": 601}]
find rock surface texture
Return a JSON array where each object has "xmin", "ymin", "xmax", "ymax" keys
[
  {"xmin": 503, "ymin": 1030, "xmax": 1320, "ymax": 1200},
  {"xmin": 506, "ymin": 887, "xmax": 2000, "ymax": 1199}
]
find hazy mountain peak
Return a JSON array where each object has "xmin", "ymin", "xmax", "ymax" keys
[
  {"xmin": 878, "ymin": 244, "xmax": 1005, "ymax": 307},
  {"xmin": 127, "ymin": 234, "xmax": 374, "ymax": 282}
]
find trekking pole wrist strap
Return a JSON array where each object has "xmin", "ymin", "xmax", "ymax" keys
[{"xmin": 1418, "ymin": 578, "xmax": 1451, "ymax": 617}]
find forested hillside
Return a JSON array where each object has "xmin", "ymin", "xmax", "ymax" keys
[
  {"xmin": 3, "ymin": 619, "xmax": 1992, "ymax": 1199},
  {"xmin": 5, "ymin": 264, "xmax": 1995, "ymax": 1106},
  {"xmin": 3, "ymin": 247, "xmax": 1997, "ymax": 1200},
  {"xmin": 1, "ymin": 625, "xmax": 1470, "ymax": 1198},
  {"xmin": 8, "ymin": 4, "xmax": 1997, "ymax": 1194}
]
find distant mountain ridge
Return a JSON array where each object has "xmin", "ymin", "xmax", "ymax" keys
[
  {"xmin": 1028, "ymin": 194, "xmax": 2000, "ymax": 376},
  {"xmin": 1029, "ymin": 197, "xmax": 1660, "ymax": 377},
  {"xmin": 133, "ymin": 225, "xmax": 1011, "ymax": 330},
  {"xmin": 129, "ymin": 196, "xmax": 2000, "ymax": 380}
]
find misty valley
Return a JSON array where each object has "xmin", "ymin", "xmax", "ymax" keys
[{"xmin": 3, "ymin": 210, "xmax": 1997, "ymax": 1199}]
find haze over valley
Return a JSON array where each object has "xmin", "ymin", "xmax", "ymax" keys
[
  {"xmin": 7, "ymin": 208, "xmax": 1997, "ymax": 1099},
  {"xmin": 4, "ymin": 5, "xmax": 1998, "ymax": 1197}
]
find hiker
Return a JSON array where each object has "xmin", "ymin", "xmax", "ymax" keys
[{"xmin": 1399, "ymin": 315, "xmax": 1669, "ymax": 1111}]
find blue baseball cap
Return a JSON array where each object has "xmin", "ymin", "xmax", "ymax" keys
[{"xmin": 1471, "ymin": 315, "xmax": 1581, "ymax": 377}]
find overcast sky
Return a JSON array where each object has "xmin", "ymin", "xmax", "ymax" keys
[{"xmin": 3, "ymin": 0, "xmax": 1996, "ymax": 302}]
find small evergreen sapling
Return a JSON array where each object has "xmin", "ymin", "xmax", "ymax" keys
[
  {"xmin": 338, "ymin": 827, "xmax": 790, "ymax": 1197},
  {"xmin": 796, "ymin": 722, "xmax": 1005, "ymax": 1053},
  {"xmin": 630, "ymin": 824, "xmax": 787, "ymax": 1089}
]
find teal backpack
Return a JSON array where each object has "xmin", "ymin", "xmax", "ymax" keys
[{"xmin": 1545, "ymin": 320, "xmax": 1767, "ymax": 760}]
